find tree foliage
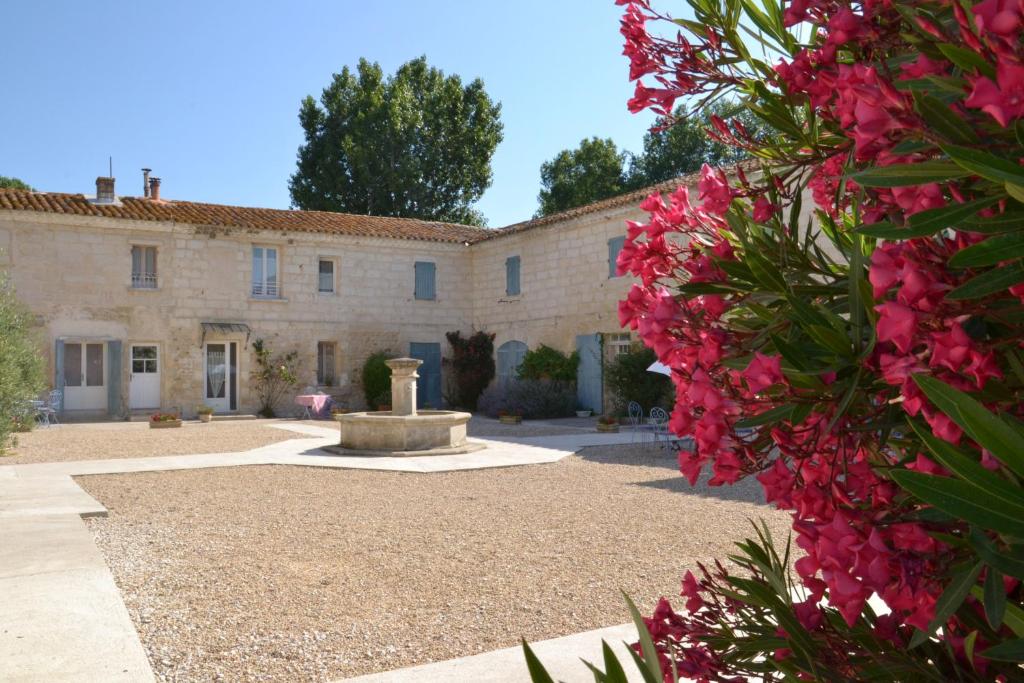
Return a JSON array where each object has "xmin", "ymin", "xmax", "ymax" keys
[
  {"xmin": 0, "ymin": 274, "xmax": 45, "ymax": 451},
  {"xmin": 536, "ymin": 137, "xmax": 629, "ymax": 216},
  {"xmin": 518, "ymin": 345, "xmax": 579, "ymax": 382},
  {"xmin": 604, "ymin": 344, "xmax": 671, "ymax": 415},
  {"xmin": 361, "ymin": 352, "xmax": 392, "ymax": 410},
  {"xmin": 0, "ymin": 176, "xmax": 34, "ymax": 191},
  {"xmin": 289, "ymin": 56, "xmax": 503, "ymax": 227}
]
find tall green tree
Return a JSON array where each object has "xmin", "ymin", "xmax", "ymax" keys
[
  {"xmin": 536, "ymin": 137, "xmax": 629, "ymax": 217},
  {"xmin": 289, "ymin": 57, "xmax": 503, "ymax": 227},
  {"xmin": 0, "ymin": 177, "xmax": 34, "ymax": 191},
  {"xmin": 627, "ymin": 101, "xmax": 767, "ymax": 186}
]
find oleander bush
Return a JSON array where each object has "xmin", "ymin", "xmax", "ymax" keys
[
  {"xmin": 444, "ymin": 330, "xmax": 496, "ymax": 410},
  {"xmin": 526, "ymin": 0, "xmax": 1024, "ymax": 679}
]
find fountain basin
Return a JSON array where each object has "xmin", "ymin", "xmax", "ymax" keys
[{"xmin": 330, "ymin": 409, "xmax": 483, "ymax": 456}]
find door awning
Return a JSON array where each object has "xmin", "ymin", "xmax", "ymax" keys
[{"xmin": 200, "ymin": 322, "xmax": 252, "ymax": 348}]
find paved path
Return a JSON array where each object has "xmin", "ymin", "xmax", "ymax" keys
[{"xmin": 0, "ymin": 425, "xmax": 641, "ymax": 682}]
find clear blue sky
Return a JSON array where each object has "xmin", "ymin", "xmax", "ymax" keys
[{"xmin": 0, "ymin": 1, "xmax": 664, "ymax": 228}]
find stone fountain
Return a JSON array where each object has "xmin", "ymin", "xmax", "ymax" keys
[{"xmin": 330, "ymin": 358, "xmax": 482, "ymax": 456}]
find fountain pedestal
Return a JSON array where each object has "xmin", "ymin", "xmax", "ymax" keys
[{"xmin": 329, "ymin": 357, "xmax": 481, "ymax": 457}]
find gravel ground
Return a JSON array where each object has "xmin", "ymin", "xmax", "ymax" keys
[
  {"xmin": 3, "ymin": 420, "xmax": 307, "ymax": 464},
  {"xmin": 80, "ymin": 444, "xmax": 792, "ymax": 682}
]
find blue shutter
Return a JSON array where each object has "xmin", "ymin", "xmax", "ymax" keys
[
  {"xmin": 608, "ymin": 236, "xmax": 626, "ymax": 278},
  {"xmin": 576, "ymin": 334, "xmax": 603, "ymax": 412},
  {"xmin": 415, "ymin": 261, "xmax": 436, "ymax": 300},
  {"xmin": 107, "ymin": 340, "xmax": 122, "ymax": 416},
  {"xmin": 505, "ymin": 256, "xmax": 520, "ymax": 296},
  {"xmin": 54, "ymin": 339, "xmax": 65, "ymax": 395}
]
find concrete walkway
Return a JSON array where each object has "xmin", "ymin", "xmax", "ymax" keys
[{"xmin": 0, "ymin": 425, "xmax": 642, "ymax": 682}]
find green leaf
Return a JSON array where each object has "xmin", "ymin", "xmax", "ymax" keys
[
  {"xmin": 914, "ymin": 375, "xmax": 1024, "ymax": 477},
  {"xmin": 848, "ymin": 161, "xmax": 972, "ymax": 187},
  {"xmin": 735, "ymin": 403, "xmax": 798, "ymax": 429},
  {"xmin": 909, "ymin": 420, "xmax": 1024, "ymax": 512},
  {"xmin": 746, "ymin": 252, "xmax": 789, "ymax": 292},
  {"xmin": 908, "ymin": 561, "xmax": 983, "ymax": 648},
  {"xmin": 950, "ymin": 233, "xmax": 1024, "ymax": 267},
  {"xmin": 1006, "ymin": 182, "xmax": 1024, "ymax": 203},
  {"xmin": 984, "ymin": 568, "xmax": 1007, "ymax": 629},
  {"xmin": 937, "ymin": 43, "xmax": 997, "ymax": 79},
  {"xmin": 980, "ymin": 639, "xmax": 1024, "ymax": 662},
  {"xmin": 970, "ymin": 528, "xmax": 1024, "ymax": 580},
  {"xmin": 960, "ymin": 210, "xmax": 1024, "ymax": 234},
  {"xmin": 941, "ymin": 144, "xmax": 1024, "ymax": 186},
  {"xmin": 913, "ymin": 93, "xmax": 979, "ymax": 144},
  {"xmin": 600, "ymin": 641, "xmax": 629, "ymax": 683},
  {"xmin": 522, "ymin": 640, "xmax": 557, "ymax": 683},
  {"xmin": 891, "ymin": 470, "xmax": 1024, "ymax": 537},
  {"xmin": 907, "ymin": 196, "xmax": 1002, "ymax": 236},
  {"xmin": 948, "ymin": 260, "xmax": 1024, "ymax": 299},
  {"xmin": 624, "ymin": 592, "xmax": 663, "ymax": 683}
]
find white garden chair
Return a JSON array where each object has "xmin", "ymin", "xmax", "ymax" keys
[
  {"xmin": 649, "ymin": 406, "xmax": 670, "ymax": 449},
  {"xmin": 628, "ymin": 401, "xmax": 647, "ymax": 445}
]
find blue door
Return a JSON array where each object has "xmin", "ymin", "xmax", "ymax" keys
[
  {"xmin": 576, "ymin": 334, "xmax": 603, "ymax": 413},
  {"xmin": 409, "ymin": 342, "xmax": 442, "ymax": 409}
]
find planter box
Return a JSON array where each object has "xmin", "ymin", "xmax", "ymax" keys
[
  {"xmin": 499, "ymin": 415, "xmax": 522, "ymax": 425},
  {"xmin": 150, "ymin": 419, "xmax": 183, "ymax": 429},
  {"xmin": 596, "ymin": 423, "xmax": 619, "ymax": 433}
]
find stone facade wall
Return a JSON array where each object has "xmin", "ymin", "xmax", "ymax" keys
[{"xmin": 0, "ymin": 212, "xmax": 471, "ymax": 416}]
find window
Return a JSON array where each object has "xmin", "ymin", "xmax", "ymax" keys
[
  {"xmin": 131, "ymin": 245, "xmax": 157, "ymax": 289},
  {"xmin": 63, "ymin": 342, "xmax": 104, "ymax": 387},
  {"xmin": 318, "ymin": 259, "xmax": 335, "ymax": 294},
  {"xmin": 63, "ymin": 343, "xmax": 83, "ymax": 387},
  {"xmin": 608, "ymin": 236, "xmax": 626, "ymax": 278},
  {"xmin": 317, "ymin": 341, "xmax": 336, "ymax": 386},
  {"xmin": 505, "ymin": 255, "xmax": 521, "ymax": 296},
  {"xmin": 606, "ymin": 333, "xmax": 632, "ymax": 360},
  {"xmin": 414, "ymin": 261, "xmax": 436, "ymax": 301},
  {"xmin": 252, "ymin": 246, "xmax": 280, "ymax": 297}
]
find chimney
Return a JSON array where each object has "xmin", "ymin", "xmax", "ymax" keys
[
  {"xmin": 149, "ymin": 177, "xmax": 161, "ymax": 201},
  {"xmin": 95, "ymin": 176, "xmax": 116, "ymax": 203},
  {"xmin": 142, "ymin": 168, "xmax": 151, "ymax": 198}
]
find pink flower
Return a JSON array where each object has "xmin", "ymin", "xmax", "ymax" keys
[
  {"xmin": 928, "ymin": 324, "xmax": 973, "ymax": 373},
  {"xmin": 752, "ymin": 195, "xmax": 778, "ymax": 222},
  {"xmin": 697, "ymin": 164, "xmax": 733, "ymax": 215},
  {"xmin": 965, "ymin": 61, "xmax": 1024, "ymax": 127},
  {"xmin": 875, "ymin": 302, "xmax": 918, "ymax": 353},
  {"xmin": 973, "ymin": 0, "xmax": 1023, "ymax": 36},
  {"xmin": 742, "ymin": 352, "xmax": 785, "ymax": 393}
]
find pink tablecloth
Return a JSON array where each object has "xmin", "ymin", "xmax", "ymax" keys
[{"xmin": 295, "ymin": 394, "xmax": 332, "ymax": 414}]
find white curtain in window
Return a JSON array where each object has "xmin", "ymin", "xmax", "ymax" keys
[{"xmin": 207, "ymin": 348, "xmax": 226, "ymax": 398}]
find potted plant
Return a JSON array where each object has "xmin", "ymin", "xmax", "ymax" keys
[
  {"xmin": 196, "ymin": 406, "xmax": 214, "ymax": 423},
  {"xmin": 149, "ymin": 412, "xmax": 182, "ymax": 429},
  {"xmin": 596, "ymin": 415, "xmax": 619, "ymax": 433},
  {"xmin": 498, "ymin": 409, "xmax": 523, "ymax": 425}
]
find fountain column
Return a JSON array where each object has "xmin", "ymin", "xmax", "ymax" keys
[{"xmin": 385, "ymin": 358, "xmax": 422, "ymax": 416}]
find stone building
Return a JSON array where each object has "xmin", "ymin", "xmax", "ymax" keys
[{"xmin": 0, "ymin": 172, "xmax": 693, "ymax": 419}]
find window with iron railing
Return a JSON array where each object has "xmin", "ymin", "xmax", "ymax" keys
[
  {"xmin": 252, "ymin": 246, "xmax": 280, "ymax": 298},
  {"xmin": 131, "ymin": 245, "xmax": 158, "ymax": 289}
]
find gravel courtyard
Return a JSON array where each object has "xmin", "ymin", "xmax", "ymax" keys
[
  {"xmin": 79, "ymin": 444, "xmax": 791, "ymax": 682},
  {"xmin": 3, "ymin": 420, "xmax": 308, "ymax": 464}
]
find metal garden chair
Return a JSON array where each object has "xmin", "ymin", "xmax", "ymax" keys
[
  {"xmin": 628, "ymin": 401, "xmax": 647, "ymax": 444},
  {"xmin": 649, "ymin": 406, "xmax": 670, "ymax": 449}
]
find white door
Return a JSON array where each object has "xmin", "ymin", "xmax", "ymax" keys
[
  {"xmin": 129, "ymin": 345, "xmax": 160, "ymax": 409},
  {"xmin": 203, "ymin": 342, "xmax": 237, "ymax": 412},
  {"xmin": 63, "ymin": 342, "xmax": 106, "ymax": 410}
]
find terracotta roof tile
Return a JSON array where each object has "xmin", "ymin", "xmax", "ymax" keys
[{"xmin": 0, "ymin": 189, "xmax": 488, "ymax": 244}]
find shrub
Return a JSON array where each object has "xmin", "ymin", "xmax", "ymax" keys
[
  {"xmin": 444, "ymin": 330, "xmax": 495, "ymax": 410},
  {"xmin": 250, "ymin": 339, "xmax": 299, "ymax": 418},
  {"xmin": 518, "ymin": 344, "xmax": 579, "ymax": 382},
  {"xmin": 604, "ymin": 343, "xmax": 672, "ymax": 415},
  {"xmin": 361, "ymin": 352, "xmax": 391, "ymax": 409},
  {"xmin": 477, "ymin": 379, "xmax": 576, "ymax": 419},
  {"xmin": 0, "ymin": 274, "xmax": 44, "ymax": 453}
]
